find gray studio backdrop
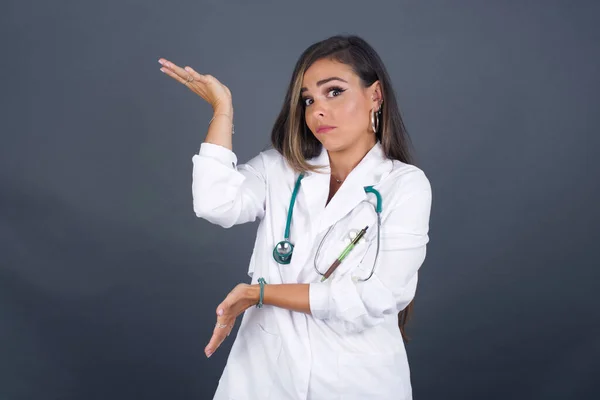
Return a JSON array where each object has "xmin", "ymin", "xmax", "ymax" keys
[{"xmin": 1, "ymin": 1, "xmax": 598, "ymax": 399}]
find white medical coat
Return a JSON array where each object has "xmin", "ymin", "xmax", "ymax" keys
[{"xmin": 192, "ymin": 140, "xmax": 432, "ymax": 400}]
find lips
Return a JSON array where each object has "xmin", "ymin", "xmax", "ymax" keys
[{"xmin": 317, "ymin": 125, "xmax": 336, "ymax": 133}]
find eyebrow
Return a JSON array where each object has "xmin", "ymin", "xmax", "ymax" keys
[{"xmin": 300, "ymin": 77, "xmax": 348, "ymax": 93}]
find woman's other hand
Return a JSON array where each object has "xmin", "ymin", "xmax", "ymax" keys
[
  {"xmin": 205, "ymin": 283, "xmax": 258, "ymax": 358},
  {"xmin": 158, "ymin": 58, "xmax": 233, "ymax": 113}
]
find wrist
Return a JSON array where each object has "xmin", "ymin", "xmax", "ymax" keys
[
  {"xmin": 214, "ymin": 103, "xmax": 233, "ymax": 119},
  {"xmin": 248, "ymin": 284, "xmax": 261, "ymax": 305}
]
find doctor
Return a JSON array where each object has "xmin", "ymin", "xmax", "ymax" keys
[{"xmin": 159, "ymin": 35, "xmax": 432, "ymax": 400}]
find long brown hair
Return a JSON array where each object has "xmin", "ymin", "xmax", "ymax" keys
[{"xmin": 270, "ymin": 35, "xmax": 417, "ymax": 342}]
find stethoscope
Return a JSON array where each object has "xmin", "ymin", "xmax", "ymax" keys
[{"xmin": 273, "ymin": 173, "xmax": 383, "ymax": 282}]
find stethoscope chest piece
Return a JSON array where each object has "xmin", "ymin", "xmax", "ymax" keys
[
  {"xmin": 272, "ymin": 173, "xmax": 305, "ymax": 265},
  {"xmin": 273, "ymin": 239, "xmax": 294, "ymax": 264}
]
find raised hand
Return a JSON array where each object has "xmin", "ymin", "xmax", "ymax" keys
[{"xmin": 158, "ymin": 58, "xmax": 232, "ymax": 113}]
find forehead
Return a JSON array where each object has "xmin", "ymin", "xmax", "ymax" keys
[{"xmin": 302, "ymin": 58, "xmax": 358, "ymax": 87}]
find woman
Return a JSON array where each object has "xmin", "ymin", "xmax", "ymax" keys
[{"xmin": 159, "ymin": 35, "xmax": 432, "ymax": 400}]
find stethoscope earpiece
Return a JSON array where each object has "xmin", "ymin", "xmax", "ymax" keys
[{"xmin": 344, "ymin": 229, "xmax": 366, "ymax": 246}]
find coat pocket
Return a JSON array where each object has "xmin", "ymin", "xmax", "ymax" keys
[
  {"xmin": 226, "ymin": 320, "xmax": 282, "ymax": 399},
  {"xmin": 337, "ymin": 351, "xmax": 408, "ymax": 400}
]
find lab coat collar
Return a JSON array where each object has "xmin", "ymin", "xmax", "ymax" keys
[{"xmin": 301, "ymin": 141, "xmax": 393, "ymax": 236}]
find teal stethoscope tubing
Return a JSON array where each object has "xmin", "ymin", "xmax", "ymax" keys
[
  {"xmin": 273, "ymin": 173, "xmax": 382, "ymax": 282},
  {"xmin": 271, "ymin": 174, "xmax": 305, "ymax": 265}
]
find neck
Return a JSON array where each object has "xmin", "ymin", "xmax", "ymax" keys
[{"xmin": 328, "ymin": 138, "xmax": 377, "ymax": 182}]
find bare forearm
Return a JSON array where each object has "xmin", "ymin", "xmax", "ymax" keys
[{"xmin": 249, "ymin": 283, "xmax": 311, "ymax": 314}]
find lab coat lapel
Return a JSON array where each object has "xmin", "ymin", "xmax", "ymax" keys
[
  {"xmin": 300, "ymin": 145, "xmax": 330, "ymax": 232},
  {"xmin": 317, "ymin": 142, "xmax": 386, "ymax": 235},
  {"xmin": 302, "ymin": 142, "xmax": 392, "ymax": 236},
  {"xmin": 317, "ymin": 179, "xmax": 368, "ymax": 235}
]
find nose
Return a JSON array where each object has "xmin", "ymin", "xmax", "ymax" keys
[{"xmin": 310, "ymin": 98, "xmax": 327, "ymax": 119}]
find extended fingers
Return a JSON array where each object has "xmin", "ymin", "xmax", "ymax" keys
[
  {"xmin": 159, "ymin": 58, "xmax": 189, "ymax": 79},
  {"xmin": 158, "ymin": 59, "xmax": 192, "ymax": 87},
  {"xmin": 204, "ymin": 301, "xmax": 231, "ymax": 358},
  {"xmin": 205, "ymin": 319, "xmax": 234, "ymax": 358},
  {"xmin": 158, "ymin": 58, "xmax": 209, "ymax": 84},
  {"xmin": 160, "ymin": 66, "xmax": 188, "ymax": 85},
  {"xmin": 183, "ymin": 66, "xmax": 210, "ymax": 83}
]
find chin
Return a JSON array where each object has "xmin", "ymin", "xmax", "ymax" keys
[{"xmin": 321, "ymin": 141, "xmax": 349, "ymax": 153}]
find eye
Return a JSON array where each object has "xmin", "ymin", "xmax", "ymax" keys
[
  {"xmin": 302, "ymin": 97, "xmax": 313, "ymax": 106},
  {"xmin": 301, "ymin": 86, "xmax": 346, "ymax": 107},
  {"xmin": 327, "ymin": 86, "xmax": 346, "ymax": 97}
]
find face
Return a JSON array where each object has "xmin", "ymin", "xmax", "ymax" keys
[{"xmin": 300, "ymin": 58, "xmax": 381, "ymax": 153}]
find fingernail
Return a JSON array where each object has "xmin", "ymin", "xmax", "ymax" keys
[
  {"xmin": 184, "ymin": 66, "xmax": 191, "ymax": 71},
  {"xmin": 217, "ymin": 309, "xmax": 224, "ymax": 316},
  {"xmin": 160, "ymin": 68, "xmax": 165, "ymax": 73},
  {"xmin": 206, "ymin": 349, "xmax": 213, "ymax": 358},
  {"xmin": 158, "ymin": 59, "xmax": 164, "ymax": 65}
]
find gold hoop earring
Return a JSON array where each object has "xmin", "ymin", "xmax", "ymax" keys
[{"xmin": 371, "ymin": 107, "xmax": 380, "ymax": 133}]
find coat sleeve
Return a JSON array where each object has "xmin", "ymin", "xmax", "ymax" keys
[
  {"xmin": 308, "ymin": 175, "xmax": 432, "ymax": 333},
  {"xmin": 191, "ymin": 142, "xmax": 267, "ymax": 228}
]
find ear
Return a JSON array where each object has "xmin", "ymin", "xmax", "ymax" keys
[{"xmin": 368, "ymin": 80, "xmax": 383, "ymax": 110}]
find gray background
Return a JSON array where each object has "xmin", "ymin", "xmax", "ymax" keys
[{"xmin": 1, "ymin": 0, "xmax": 599, "ymax": 399}]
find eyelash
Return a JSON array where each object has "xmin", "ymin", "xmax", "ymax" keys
[{"xmin": 302, "ymin": 86, "xmax": 346, "ymax": 106}]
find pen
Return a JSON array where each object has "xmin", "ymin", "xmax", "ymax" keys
[{"xmin": 321, "ymin": 226, "xmax": 369, "ymax": 281}]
